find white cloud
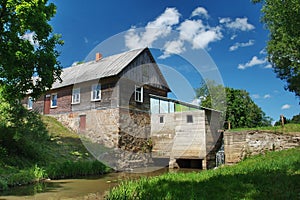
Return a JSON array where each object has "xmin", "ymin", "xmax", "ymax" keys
[
  {"xmin": 191, "ymin": 7, "xmax": 209, "ymax": 18},
  {"xmin": 220, "ymin": 17, "xmax": 255, "ymax": 31},
  {"xmin": 264, "ymin": 94, "xmax": 271, "ymax": 99},
  {"xmin": 252, "ymin": 94, "xmax": 260, "ymax": 99},
  {"xmin": 229, "ymin": 40, "xmax": 254, "ymax": 51},
  {"xmin": 21, "ymin": 32, "xmax": 39, "ymax": 46},
  {"xmin": 281, "ymin": 104, "xmax": 291, "ymax": 110},
  {"xmin": 259, "ymin": 48, "xmax": 267, "ymax": 55},
  {"xmin": 159, "ymin": 40, "xmax": 185, "ymax": 59},
  {"xmin": 125, "ymin": 7, "xmax": 180, "ymax": 49},
  {"xmin": 230, "ymin": 34, "xmax": 237, "ymax": 40},
  {"xmin": 219, "ymin": 17, "xmax": 231, "ymax": 24},
  {"xmin": 238, "ymin": 56, "xmax": 267, "ymax": 70},
  {"xmin": 264, "ymin": 64, "xmax": 272, "ymax": 69},
  {"xmin": 178, "ymin": 19, "xmax": 222, "ymax": 50}
]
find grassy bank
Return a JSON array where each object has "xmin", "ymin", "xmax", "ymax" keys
[
  {"xmin": 106, "ymin": 147, "xmax": 300, "ymax": 200},
  {"xmin": 0, "ymin": 116, "xmax": 110, "ymax": 190},
  {"xmin": 228, "ymin": 123, "xmax": 300, "ymax": 134}
]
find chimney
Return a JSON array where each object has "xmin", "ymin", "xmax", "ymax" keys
[{"xmin": 95, "ymin": 52, "xmax": 102, "ymax": 61}]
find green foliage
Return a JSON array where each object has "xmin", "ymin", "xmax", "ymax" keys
[
  {"xmin": 46, "ymin": 160, "xmax": 108, "ymax": 179},
  {"xmin": 274, "ymin": 113, "xmax": 300, "ymax": 126},
  {"xmin": 196, "ymin": 81, "xmax": 272, "ymax": 129},
  {"xmin": 0, "ymin": 114, "xmax": 110, "ymax": 190},
  {"xmin": 106, "ymin": 148, "xmax": 300, "ymax": 200},
  {"xmin": 0, "ymin": 0, "xmax": 63, "ymax": 101},
  {"xmin": 253, "ymin": 0, "xmax": 300, "ymax": 100},
  {"xmin": 0, "ymin": 87, "xmax": 49, "ymax": 163}
]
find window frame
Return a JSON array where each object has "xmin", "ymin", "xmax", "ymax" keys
[
  {"xmin": 187, "ymin": 115, "xmax": 193, "ymax": 123},
  {"xmin": 72, "ymin": 88, "xmax": 80, "ymax": 104},
  {"xmin": 50, "ymin": 93, "xmax": 58, "ymax": 108},
  {"xmin": 135, "ymin": 85, "xmax": 143, "ymax": 103},
  {"xmin": 159, "ymin": 116, "xmax": 164, "ymax": 124},
  {"xmin": 91, "ymin": 84, "xmax": 101, "ymax": 101}
]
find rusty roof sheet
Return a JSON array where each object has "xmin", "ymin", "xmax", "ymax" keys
[{"xmin": 52, "ymin": 48, "xmax": 145, "ymax": 89}]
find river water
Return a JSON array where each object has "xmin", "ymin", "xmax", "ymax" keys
[{"xmin": 0, "ymin": 167, "xmax": 198, "ymax": 199}]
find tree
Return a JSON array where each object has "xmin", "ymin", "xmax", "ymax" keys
[
  {"xmin": 0, "ymin": 0, "xmax": 63, "ymax": 101},
  {"xmin": 196, "ymin": 81, "xmax": 273, "ymax": 129},
  {"xmin": 253, "ymin": 0, "xmax": 300, "ymax": 101}
]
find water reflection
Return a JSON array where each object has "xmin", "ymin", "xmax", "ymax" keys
[{"xmin": 0, "ymin": 167, "xmax": 199, "ymax": 200}]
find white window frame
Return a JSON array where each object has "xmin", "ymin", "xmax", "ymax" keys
[
  {"xmin": 135, "ymin": 85, "xmax": 143, "ymax": 103},
  {"xmin": 91, "ymin": 84, "xmax": 101, "ymax": 101},
  {"xmin": 72, "ymin": 88, "xmax": 80, "ymax": 104},
  {"xmin": 50, "ymin": 93, "xmax": 58, "ymax": 108},
  {"xmin": 27, "ymin": 96, "xmax": 33, "ymax": 110}
]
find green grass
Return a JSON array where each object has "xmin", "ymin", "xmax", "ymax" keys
[
  {"xmin": 106, "ymin": 147, "xmax": 300, "ymax": 200},
  {"xmin": 228, "ymin": 123, "xmax": 300, "ymax": 134},
  {"xmin": 0, "ymin": 116, "xmax": 110, "ymax": 190}
]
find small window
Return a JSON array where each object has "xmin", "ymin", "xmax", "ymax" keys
[
  {"xmin": 135, "ymin": 85, "xmax": 143, "ymax": 103},
  {"xmin": 27, "ymin": 97, "xmax": 33, "ymax": 110},
  {"xmin": 187, "ymin": 115, "xmax": 193, "ymax": 123},
  {"xmin": 91, "ymin": 84, "xmax": 101, "ymax": 101},
  {"xmin": 159, "ymin": 116, "xmax": 164, "ymax": 124},
  {"xmin": 51, "ymin": 93, "xmax": 57, "ymax": 108},
  {"xmin": 72, "ymin": 88, "xmax": 80, "ymax": 104}
]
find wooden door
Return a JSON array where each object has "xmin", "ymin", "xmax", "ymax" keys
[
  {"xmin": 79, "ymin": 115, "xmax": 86, "ymax": 131},
  {"xmin": 44, "ymin": 95, "xmax": 50, "ymax": 114}
]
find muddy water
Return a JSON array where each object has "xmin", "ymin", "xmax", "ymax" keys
[{"xmin": 0, "ymin": 167, "xmax": 199, "ymax": 199}]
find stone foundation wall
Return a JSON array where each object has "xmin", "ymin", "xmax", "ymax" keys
[
  {"xmin": 224, "ymin": 130, "xmax": 300, "ymax": 164},
  {"xmin": 51, "ymin": 107, "xmax": 153, "ymax": 170}
]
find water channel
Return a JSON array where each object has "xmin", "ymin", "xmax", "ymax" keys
[{"xmin": 0, "ymin": 167, "xmax": 199, "ymax": 199}]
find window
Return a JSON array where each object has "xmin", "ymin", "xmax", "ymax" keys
[
  {"xmin": 135, "ymin": 85, "xmax": 143, "ymax": 103},
  {"xmin": 51, "ymin": 93, "xmax": 57, "ymax": 108},
  {"xmin": 27, "ymin": 97, "xmax": 33, "ymax": 110},
  {"xmin": 91, "ymin": 84, "xmax": 101, "ymax": 101},
  {"xmin": 159, "ymin": 116, "xmax": 164, "ymax": 124},
  {"xmin": 72, "ymin": 88, "xmax": 80, "ymax": 104},
  {"xmin": 187, "ymin": 115, "xmax": 193, "ymax": 123}
]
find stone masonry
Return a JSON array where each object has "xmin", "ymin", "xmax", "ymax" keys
[{"xmin": 224, "ymin": 130, "xmax": 300, "ymax": 164}]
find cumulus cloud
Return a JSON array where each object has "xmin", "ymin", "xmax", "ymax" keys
[
  {"xmin": 159, "ymin": 40, "xmax": 185, "ymax": 59},
  {"xmin": 125, "ymin": 7, "xmax": 180, "ymax": 49},
  {"xmin": 178, "ymin": 19, "xmax": 222, "ymax": 50},
  {"xmin": 264, "ymin": 94, "xmax": 271, "ymax": 99},
  {"xmin": 238, "ymin": 56, "xmax": 267, "ymax": 70},
  {"xmin": 281, "ymin": 104, "xmax": 291, "ymax": 110},
  {"xmin": 252, "ymin": 94, "xmax": 260, "ymax": 99},
  {"xmin": 220, "ymin": 17, "xmax": 255, "ymax": 31},
  {"xmin": 191, "ymin": 7, "xmax": 209, "ymax": 18},
  {"xmin": 229, "ymin": 40, "xmax": 254, "ymax": 51}
]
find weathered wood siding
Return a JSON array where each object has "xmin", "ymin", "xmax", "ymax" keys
[{"xmin": 119, "ymin": 49, "xmax": 169, "ymax": 92}]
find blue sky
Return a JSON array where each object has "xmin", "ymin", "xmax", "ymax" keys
[{"xmin": 49, "ymin": 0, "xmax": 299, "ymax": 123}]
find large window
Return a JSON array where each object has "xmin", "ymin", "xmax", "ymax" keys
[
  {"xmin": 27, "ymin": 97, "xmax": 33, "ymax": 110},
  {"xmin": 135, "ymin": 85, "xmax": 143, "ymax": 103},
  {"xmin": 72, "ymin": 88, "xmax": 80, "ymax": 104},
  {"xmin": 91, "ymin": 84, "xmax": 101, "ymax": 101},
  {"xmin": 51, "ymin": 93, "xmax": 57, "ymax": 108}
]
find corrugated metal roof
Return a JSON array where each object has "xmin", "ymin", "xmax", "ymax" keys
[{"xmin": 52, "ymin": 48, "xmax": 145, "ymax": 89}]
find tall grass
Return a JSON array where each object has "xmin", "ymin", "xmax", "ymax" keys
[
  {"xmin": 46, "ymin": 160, "xmax": 109, "ymax": 179},
  {"xmin": 106, "ymin": 147, "xmax": 300, "ymax": 200}
]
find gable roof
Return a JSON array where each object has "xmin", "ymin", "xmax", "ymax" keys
[{"xmin": 52, "ymin": 48, "xmax": 169, "ymax": 90}]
